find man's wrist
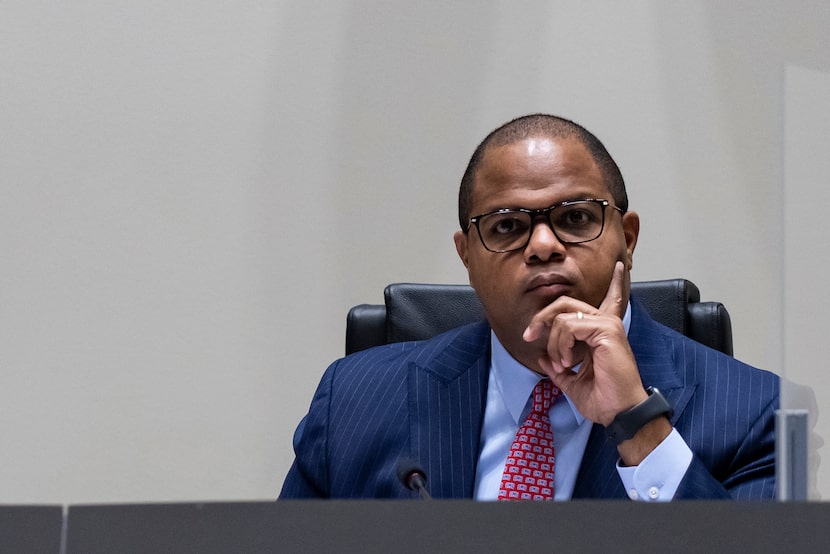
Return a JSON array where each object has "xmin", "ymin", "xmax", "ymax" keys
[
  {"xmin": 616, "ymin": 416, "xmax": 673, "ymax": 467},
  {"xmin": 605, "ymin": 386, "xmax": 673, "ymax": 444}
]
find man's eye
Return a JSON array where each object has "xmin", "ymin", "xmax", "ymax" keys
[
  {"xmin": 491, "ymin": 217, "xmax": 526, "ymax": 235},
  {"xmin": 558, "ymin": 208, "xmax": 594, "ymax": 227}
]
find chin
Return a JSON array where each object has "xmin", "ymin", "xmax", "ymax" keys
[{"xmin": 524, "ymin": 288, "xmax": 568, "ymax": 311}]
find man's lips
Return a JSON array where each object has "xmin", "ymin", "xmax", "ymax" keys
[{"xmin": 525, "ymin": 273, "xmax": 572, "ymax": 293}]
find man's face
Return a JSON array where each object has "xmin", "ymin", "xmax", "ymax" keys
[{"xmin": 453, "ymin": 136, "xmax": 639, "ymax": 368}]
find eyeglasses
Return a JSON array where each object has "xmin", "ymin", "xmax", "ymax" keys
[{"xmin": 468, "ymin": 199, "xmax": 624, "ymax": 253}]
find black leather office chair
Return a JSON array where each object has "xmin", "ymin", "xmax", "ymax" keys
[{"xmin": 346, "ymin": 279, "xmax": 733, "ymax": 356}]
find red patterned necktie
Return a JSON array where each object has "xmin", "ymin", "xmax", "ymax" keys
[{"xmin": 498, "ymin": 379, "xmax": 560, "ymax": 501}]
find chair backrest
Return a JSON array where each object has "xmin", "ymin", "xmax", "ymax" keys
[{"xmin": 346, "ymin": 279, "xmax": 733, "ymax": 356}]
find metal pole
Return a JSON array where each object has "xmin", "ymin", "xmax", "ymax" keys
[{"xmin": 776, "ymin": 409, "xmax": 808, "ymax": 501}]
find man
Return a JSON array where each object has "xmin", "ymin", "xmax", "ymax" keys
[{"xmin": 280, "ymin": 114, "xmax": 778, "ymax": 500}]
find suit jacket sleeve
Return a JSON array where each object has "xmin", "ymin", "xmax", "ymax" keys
[
  {"xmin": 626, "ymin": 300, "xmax": 779, "ymax": 500},
  {"xmin": 278, "ymin": 361, "xmax": 334, "ymax": 498},
  {"xmin": 674, "ymin": 389, "xmax": 778, "ymax": 500}
]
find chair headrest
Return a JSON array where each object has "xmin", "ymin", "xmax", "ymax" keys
[{"xmin": 385, "ymin": 283, "xmax": 484, "ymax": 343}]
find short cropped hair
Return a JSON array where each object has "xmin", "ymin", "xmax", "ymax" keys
[{"xmin": 458, "ymin": 114, "xmax": 628, "ymax": 230}]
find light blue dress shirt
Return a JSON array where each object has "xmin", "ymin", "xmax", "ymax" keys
[{"xmin": 473, "ymin": 303, "xmax": 693, "ymax": 501}]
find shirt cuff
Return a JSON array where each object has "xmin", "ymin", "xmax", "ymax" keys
[{"xmin": 616, "ymin": 428, "xmax": 693, "ymax": 501}]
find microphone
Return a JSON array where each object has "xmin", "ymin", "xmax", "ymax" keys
[{"xmin": 396, "ymin": 458, "xmax": 432, "ymax": 500}]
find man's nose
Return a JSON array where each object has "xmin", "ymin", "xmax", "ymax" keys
[{"xmin": 523, "ymin": 220, "xmax": 566, "ymax": 262}]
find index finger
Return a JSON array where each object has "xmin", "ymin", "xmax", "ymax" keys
[{"xmin": 598, "ymin": 260, "xmax": 628, "ymax": 318}]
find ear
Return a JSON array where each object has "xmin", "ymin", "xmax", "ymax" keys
[
  {"xmin": 621, "ymin": 211, "xmax": 639, "ymax": 270},
  {"xmin": 454, "ymin": 230, "xmax": 470, "ymax": 268}
]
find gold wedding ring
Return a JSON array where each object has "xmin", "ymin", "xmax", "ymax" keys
[{"xmin": 577, "ymin": 311, "xmax": 584, "ymax": 320}]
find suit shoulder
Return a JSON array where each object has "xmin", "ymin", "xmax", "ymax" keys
[
  {"xmin": 645, "ymin": 318, "xmax": 779, "ymax": 396},
  {"xmin": 328, "ymin": 321, "xmax": 490, "ymax": 380}
]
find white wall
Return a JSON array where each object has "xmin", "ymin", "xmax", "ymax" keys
[
  {"xmin": 1, "ymin": 1, "xmax": 828, "ymax": 503},
  {"xmin": 784, "ymin": 65, "xmax": 830, "ymax": 499}
]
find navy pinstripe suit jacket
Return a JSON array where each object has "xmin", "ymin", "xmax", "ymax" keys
[{"xmin": 279, "ymin": 299, "xmax": 779, "ymax": 500}]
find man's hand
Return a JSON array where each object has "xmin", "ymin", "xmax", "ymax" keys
[
  {"xmin": 522, "ymin": 261, "xmax": 645, "ymax": 426},
  {"xmin": 522, "ymin": 261, "xmax": 671, "ymax": 464}
]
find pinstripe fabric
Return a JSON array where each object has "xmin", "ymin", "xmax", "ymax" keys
[
  {"xmin": 279, "ymin": 322, "xmax": 490, "ymax": 498},
  {"xmin": 572, "ymin": 301, "xmax": 778, "ymax": 499},
  {"xmin": 279, "ymin": 300, "xmax": 778, "ymax": 500}
]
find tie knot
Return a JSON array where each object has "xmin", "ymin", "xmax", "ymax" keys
[{"xmin": 532, "ymin": 379, "xmax": 559, "ymax": 414}]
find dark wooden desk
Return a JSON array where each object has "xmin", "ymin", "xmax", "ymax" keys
[{"xmin": 63, "ymin": 500, "xmax": 830, "ymax": 553}]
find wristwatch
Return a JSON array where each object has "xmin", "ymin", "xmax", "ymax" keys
[{"xmin": 605, "ymin": 386, "xmax": 673, "ymax": 445}]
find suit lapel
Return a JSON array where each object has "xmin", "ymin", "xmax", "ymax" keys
[
  {"xmin": 572, "ymin": 300, "xmax": 696, "ymax": 498},
  {"xmin": 408, "ymin": 322, "xmax": 490, "ymax": 498}
]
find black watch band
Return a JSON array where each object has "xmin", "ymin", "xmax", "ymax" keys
[{"xmin": 605, "ymin": 386, "xmax": 673, "ymax": 445}]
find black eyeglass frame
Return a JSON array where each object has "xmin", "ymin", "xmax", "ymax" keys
[{"xmin": 467, "ymin": 198, "xmax": 625, "ymax": 253}]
